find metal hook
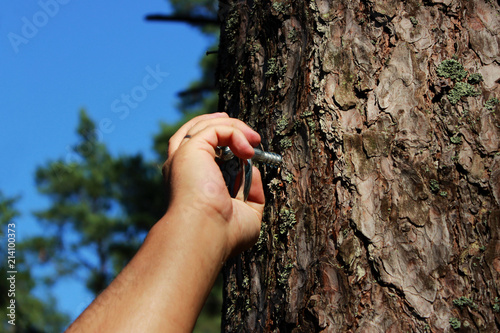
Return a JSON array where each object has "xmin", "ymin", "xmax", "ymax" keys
[{"xmin": 215, "ymin": 146, "xmax": 282, "ymax": 201}]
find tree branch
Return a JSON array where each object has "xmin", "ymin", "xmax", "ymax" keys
[
  {"xmin": 145, "ymin": 14, "xmax": 219, "ymax": 26},
  {"xmin": 178, "ymin": 85, "xmax": 216, "ymax": 98}
]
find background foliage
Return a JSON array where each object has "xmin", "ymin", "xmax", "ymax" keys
[{"xmin": 1, "ymin": 0, "xmax": 221, "ymax": 331}]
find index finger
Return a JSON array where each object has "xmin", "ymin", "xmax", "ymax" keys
[{"xmin": 168, "ymin": 112, "xmax": 229, "ymax": 157}]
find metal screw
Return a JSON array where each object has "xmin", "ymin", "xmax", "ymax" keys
[
  {"xmin": 217, "ymin": 146, "xmax": 282, "ymax": 166},
  {"xmin": 252, "ymin": 149, "xmax": 282, "ymax": 166}
]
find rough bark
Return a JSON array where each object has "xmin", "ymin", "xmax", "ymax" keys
[{"xmin": 217, "ymin": 0, "xmax": 500, "ymax": 332}]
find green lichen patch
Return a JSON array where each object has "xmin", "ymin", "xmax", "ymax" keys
[
  {"xmin": 271, "ymin": 0, "xmax": 290, "ymax": 15},
  {"xmin": 449, "ymin": 317, "xmax": 461, "ymax": 330},
  {"xmin": 225, "ymin": 8, "xmax": 240, "ymax": 55},
  {"xmin": 280, "ymin": 137, "xmax": 292, "ymax": 149},
  {"xmin": 265, "ymin": 58, "xmax": 278, "ymax": 76},
  {"xmin": 300, "ymin": 110, "xmax": 314, "ymax": 118},
  {"xmin": 450, "ymin": 134, "xmax": 462, "ymax": 144},
  {"xmin": 453, "ymin": 296, "xmax": 478, "ymax": 309},
  {"xmin": 284, "ymin": 172, "xmax": 293, "ymax": 183},
  {"xmin": 288, "ymin": 27, "xmax": 298, "ymax": 43},
  {"xmin": 429, "ymin": 179, "xmax": 440, "ymax": 192},
  {"xmin": 279, "ymin": 207, "xmax": 296, "ymax": 235},
  {"xmin": 447, "ymin": 82, "xmax": 480, "ymax": 105},
  {"xmin": 276, "ymin": 115, "xmax": 289, "ymax": 134},
  {"xmin": 436, "ymin": 59, "xmax": 483, "ymax": 105},
  {"xmin": 265, "ymin": 57, "xmax": 287, "ymax": 77},
  {"xmin": 437, "ymin": 59, "xmax": 468, "ymax": 81},
  {"xmin": 255, "ymin": 221, "xmax": 268, "ymax": 253},
  {"xmin": 277, "ymin": 260, "xmax": 294, "ymax": 286},
  {"xmin": 467, "ymin": 73, "xmax": 483, "ymax": 85},
  {"xmin": 485, "ymin": 97, "xmax": 499, "ymax": 112},
  {"xmin": 493, "ymin": 297, "xmax": 500, "ymax": 313},
  {"xmin": 268, "ymin": 178, "xmax": 282, "ymax": 191}
]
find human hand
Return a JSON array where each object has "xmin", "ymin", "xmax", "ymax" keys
[{"xmin": 162, "ymin": 113, "xmax": 265, "ymax": 259}]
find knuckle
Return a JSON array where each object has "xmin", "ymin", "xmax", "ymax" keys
[{"xmin": 167, "ymin": 138, "xmax": 177, "ymax": 156}]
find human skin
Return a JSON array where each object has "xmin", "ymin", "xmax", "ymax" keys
[{"xmin": 66, "ymin": 113, "xmax": 265, "ymax": 332}]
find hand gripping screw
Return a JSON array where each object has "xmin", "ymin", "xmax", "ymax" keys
[{"xmin": 215, "ymin": 146, "xmax": 282, "ymax": 201}]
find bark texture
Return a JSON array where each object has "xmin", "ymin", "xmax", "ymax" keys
[{"xmin": 217, "ymin": 0, "xmax": 500, "ymax": 332}]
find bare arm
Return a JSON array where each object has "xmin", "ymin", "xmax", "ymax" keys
[{"xmin": 66, "ymin": 113, "xmax": 265, "ymax": 332}]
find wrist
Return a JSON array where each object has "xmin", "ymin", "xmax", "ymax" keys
[{"xmin": 156, "ymin": 205, "xmax": 231, "ymax": 265}]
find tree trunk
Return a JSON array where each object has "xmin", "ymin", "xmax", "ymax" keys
[{"xmin": 217, "ymin": 0, "xmax": 500, "ymax": 331}]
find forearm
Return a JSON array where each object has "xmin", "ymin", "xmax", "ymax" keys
[{"xmin": 66, "ymin": 209, "xmax": 227, "ymax": 332}]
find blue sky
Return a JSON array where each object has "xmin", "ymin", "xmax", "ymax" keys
[{"xmin": 1, "ymin": 0, "xmax": 212, "ymax": 323}]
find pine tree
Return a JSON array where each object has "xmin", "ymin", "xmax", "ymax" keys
[
  {"xmin": 217, "ymin": 0, "xmax": 500, "ymax": 331},
  {"xmin": 34, "ymin": 110, "xmax": 164, "ymax": 294}
]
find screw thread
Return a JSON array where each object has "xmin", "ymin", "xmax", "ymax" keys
[
  {"xmin": 216, "ymin": 146, "xmax": 282, "ymax": 166},
  {"xmin": 252, "ymin": 149, "xmax": 282, "ymax": 166}
]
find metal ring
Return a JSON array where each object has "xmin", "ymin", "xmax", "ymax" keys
[{"xmin": 183, "ymin": 134, "xmax": 192, "ymax": 139}]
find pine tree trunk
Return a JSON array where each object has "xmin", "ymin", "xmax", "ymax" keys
[{"xmin": 217, "ymin": 0, "xmax": 500, "ymax": 331}]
